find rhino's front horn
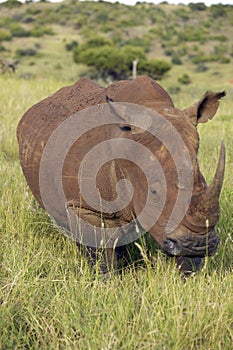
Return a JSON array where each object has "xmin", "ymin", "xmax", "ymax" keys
[
  {"xmin": 204, "ymin": 141, "xmax": 225, "ymax": 202},
  {"xmin": 186, "ymin": 141, "xmax": 225, "ymax": 227},
  {"xmin": 198, "ymin": 141, "xmax": 226, "ymax": 225}
]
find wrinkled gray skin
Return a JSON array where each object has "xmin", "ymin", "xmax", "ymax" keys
[{"xmin": 17, "ymin": 76, "xmax": 226, "ymax": 275}]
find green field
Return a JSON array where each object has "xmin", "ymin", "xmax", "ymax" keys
[
  {"xmin": 0, "ymin": 1, "xmax": 233, "ymax": 349},
  {"xmin": 0, "ymin": 73, "xmax": 232, "ymax": 350}
]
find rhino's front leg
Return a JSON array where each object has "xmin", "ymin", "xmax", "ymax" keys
[
  {"xmin": 175, "ymin": 256, "xmax": 203, "ymax": 275},
  {"xmin": 66, "ymin": 203, "xmax": 119, "ymax": 275},
  {"xmin": 84, "ymin": 246, "xmax": 118, "ymax": 275}
]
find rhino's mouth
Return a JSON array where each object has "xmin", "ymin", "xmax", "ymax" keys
[{"xmin": 163, "ymin": 229, "xmax": 219, "ymax": 257}]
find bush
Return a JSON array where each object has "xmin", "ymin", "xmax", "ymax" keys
[
  {"xmin": 210, "ymin": 4, "xmax": 227, "ymax": 18},
  {"xmin": 121, "ymin": 45, "xmax": 146, "ymax": 63},
  {"xmin": 0, "ymin": 0, "xmax": 22, "ymax": 8},
  {"xmin": 73, "ymin": 35, "xmax": 171, "ymax": 81},
  {"xmin": 16, "ymin": 48, "xmax": 37, "ymax": 57},
  {"xmin": 74, "ymin": 44, "xmax": 146, "ymax": 80},
  {"xmin": 100, "ymin": 23, "xmax": 116, "ymax": 33},
  {"xmin": 65, "ymin": 40, "xmax": 78, "ymax": 52},
  {"xmin": 171, "ymin": 54, "xmax": 183, "ymax": 65},
  {"xmin": 82, "ymin": 37, "xmax": 112, "ymax": 48},
  {"xmin": 195, "ymin": 63, "xmax": 208, "ymax": 72},
  {"xmin": 120, "ymin": 36, "xmax": 151, "ymax": 52},
  {"xmin": 22, "ymin": 16, "xmax": 35, "ymax": 24},
  {"xmin": 30, "ymin": 26, "xmax": 54, "ymax": 37},
  {"xmin": 220, "ymin": 57, "xmax": 230, "ymax": 64},
  {"xmin": 164, "ymin": 48, "xmax": 174, "ymax": 57},
  {"xmin": 191, "ymin": 54, "xmax": 209, "ymax": 64},
  {"xmin": 0, "ymin": 44, "xmax": 6, "ymax": 52},
  {"xmin": 0, "ymin": 30, "xmax": 12, "ymax": 42},
  {"xmin": 178, "ymin": 26, "xmax": 207, "ymax": 43},
  {"xmin": 73, "ymin": 15, "xmax": 88, "ymax": 30},
  {"xmin": 188, "ymin": 2, "xmax": 207, "ymax": 11},
  {"xmin": 177, "ymin": 46, "xmax": 187, "ymax": 57},
  {"xmin": 138, "ymin": 59, "xmax": 171, "ymax": 80},
  {"xmin": 178, "ymin": 74, "xmax": 191, "ymax": 85},
  {"xmin": 210, "ymin": 35, "xmax": 227, "ymax": 42},
  {"xmin": 174, "ymin": 8, "xmax": 190, "ymax": 21},
  {"xmin": 214, "ymin": 44, "xmax": 227, "ymax": 55},
  {"xmin": 9, "ymin": 23, "xmax": 30, "ymax": 38}
]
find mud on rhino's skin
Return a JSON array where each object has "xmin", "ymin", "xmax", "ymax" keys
[{"xmin": 17, "ymin": 75, "xmax": 226, "ymax": 273}]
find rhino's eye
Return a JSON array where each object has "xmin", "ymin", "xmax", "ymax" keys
[
  {"xmin": 120, "ymin": 125, "xmax": 131, "ymax": 132},
  {"xmin": 150, "ymin": 186, "xmax": 161, "ymax": 203},
  {"xmin": 151, "ymin": 188, "xmax": 157, "ymax": 195}
]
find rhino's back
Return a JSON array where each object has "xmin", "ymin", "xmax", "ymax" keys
[
  {"xmin": 106, "ymin": 75, "xmax": 174, "ymax": 110},
  {"xmin": 17, "ymin": 77, "xmax": 105, "ymax": 206},
  {"xmin": 17, "ymin": 75, "xmax": 175, "ymax": 213}
]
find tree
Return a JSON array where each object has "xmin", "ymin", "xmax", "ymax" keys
[
  {"xmin": 73, "ymin": 37, "xmax": 171, "ymax": 81},
  {"xmin": 138, "ymin": 59, "xmax": 171, "ymax": 80},
  {"xmin": 73, "ymin": 40, "xmax": 146, "ymax": 80}
]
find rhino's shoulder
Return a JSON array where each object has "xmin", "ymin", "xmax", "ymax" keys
[{"xmin": 105, "ymin": 75, "xmax": 174, "ymax": 109}]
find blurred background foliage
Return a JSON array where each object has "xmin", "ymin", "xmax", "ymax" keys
[{"xmin": 0, "ymin": 0, "xmax": 232, "ymax": 86}]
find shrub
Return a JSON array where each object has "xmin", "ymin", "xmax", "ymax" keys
[
  {"xmin": 65, "ymin": 40, "xmax": 78, "ymax": 52},
  {"xmin": 73, "ymin": 15, "xmax": 88, "ymax": 30},
  {"xmin": 177, "ymin": 46, "xmax": 187, "ymax": 57},
  {"xmin": 178, "ymin": 26, "xmax": 207, "ymax": 43},
  {"xmin": 0, "ymin": 30, "xmax": 12, "ymax": 42},
  {"xmin": 174, "ymin": 8, "xmax": 190, "ymax": 21},
  {"xmin": 74, "ymin": 44, "xmax": 146, "ymax": 80},
  {"xmin": 120, "ymin": 36, "xmax": 151, "ymax": 52},
  {"xmin": 171, "ymin": 54, "xmax": 183, "ymax": 65},
  {"xmin": 0, "ymin": 0, "xmax": 22, "ymax": 8},
  {"xmin": 121, "ymin": 45, "xmax": 146, "ymax": 62},
  {"xmin": 26, "ymin": 7, "xmax": 41, "ymax": 15},
  {"xmin": 138, "ymin": 59, "xmax": 171, "ymax": 80},
  {"xmin": 34, "ymin": 42, "xmax": 42, "ymax": 49},
  {"xmin": 16, "ymin": 48, "xmax": 37, "ymax": 57},
  {"xmin": 0, "ymin": 44, "xmax": 6, "ymax": 52},
  {"xmin": 191, "ymin": 54, "xmax": 208, "ymax": 64},
  {"xmin": 89, "ymin": 37, "xmax": 112, "ymax": 48},
  {"xmin": 178, "ymin": 74, "xmax": 191, "ymax": 85},
  {"xmin": 220, "ymin": 57, "xmax": 230, "ymax": 64},
  {"xmin": 22, "ymin": 16, "xmax": 35, "ymax": 24},
  {"xmin": 195, "ymin": 63, "xmax": 208, "ymax": 72},
  {"xmin": 164, "ymin": 48, "xmax": 174, "ymax": 57},
  {"xmin": 9, "ymin": 23, "xmax": 30, "ymax": 38},
  {"xmin": 214, "ymin": 44, "xmax": 227, "ymax": 55},
  {"xmin": 30, "ymin": 26, "xmax": 54, "ymax": 37},
  {"xmin": 210, "ymin": 35, "xmax": 227, "ymax": 42},
  {"xmin": 73, "ymin": 36, "xmax": 170, "ymax": 81},
  {"xmin": 210, "ymin": 4, "xmax": 227, "ymax": 18},
  {"xmin": 188, "ymin": 2, "xmax": 207, "ymax": 11},
  {"xmin": 100, "ymin": 23, "xmax": 116, "ymax": 33}
]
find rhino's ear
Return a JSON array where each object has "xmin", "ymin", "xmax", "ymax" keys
[{"xmin": 183, "ymin": 91, "xmax": 226, "ymax": 125}]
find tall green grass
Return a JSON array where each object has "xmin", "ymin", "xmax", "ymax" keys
[{"xmin": 0, "ymin": 76, "xmax": 232, "ymax": 350}]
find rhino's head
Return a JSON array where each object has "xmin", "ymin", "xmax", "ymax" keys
[
  {"xmin": 161, "ymin": 91, "xmax": 226, "ymax": 258},
  {"xmin": 106, "ymin": 77, "xmax": 225, "ymax": 260}
]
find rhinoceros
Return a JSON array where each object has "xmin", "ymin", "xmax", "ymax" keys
[{"xmin": 17, "ymin": 76, "xmax": 225, "ymax": 274}]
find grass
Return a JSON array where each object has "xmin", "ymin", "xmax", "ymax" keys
[{"xmin": 0, "ymin": 75, "xmax": 232, "ymax": 349}]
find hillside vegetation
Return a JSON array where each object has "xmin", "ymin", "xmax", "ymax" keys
[{"xmin": 0, "ymin": 0, "xmax": 233, "ymax": 88}]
